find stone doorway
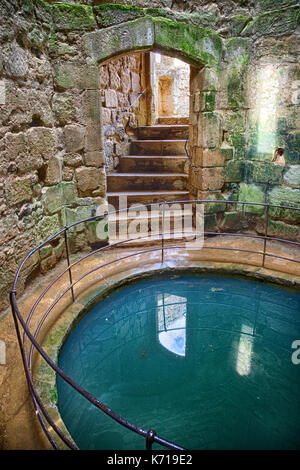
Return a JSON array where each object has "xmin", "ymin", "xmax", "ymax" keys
[
  {"xmin": 151, "ymin": 52, "xmax": 190, "ymax": 122},
  {"xmin": 82, "ymin": 15, "xmax": 224, "ymax": 203}
]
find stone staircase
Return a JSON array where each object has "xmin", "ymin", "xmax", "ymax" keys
[{"xmin": 107, "ymin": 119, "xmax": 192, "ymax": 245}]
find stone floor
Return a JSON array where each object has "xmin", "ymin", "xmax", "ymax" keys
[{"xmin": 0, "ymin": 236, "xmax": 299, "ymax": 450}]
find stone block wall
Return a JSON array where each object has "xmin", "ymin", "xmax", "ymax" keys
[
  {"xmin": 0, "ymin": 1, "xmax": 108, "ymax": 313},
  {"xmin": 100, "ymin": 53, "xmax": 147, "ymax": 172},
  {"xmin": 0, "ymin": 0, "xmax": 299, "ymax": 316}
]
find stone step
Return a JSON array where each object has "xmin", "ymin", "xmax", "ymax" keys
[
  {"xmin": 119, "ymin": 155, "xmax": 188, "ymax": 173},
  {"xmin": 156, "ymin": 116, "xmax": 189, "ymax": 125},
  {"xmin": 131, "ymin": 139, "xmax": 186, "ymax": 156},
  {"xmin": 108, "ymin": 208, "xmax": 193, "ymax": 235},
  {"xmin": 107, "ymin": 190, "xmax": 190, "ymax": 209},
  {"xmin": 137, "ymin": 125, "xmax": 189, "ymax": 140},
  {"xmin": 109, "ymin": 231, "xmax": 194, "ymax": 247},
  {"xmin": 107, "ymin": 172, "xmax": 188, "ymax": 191}
]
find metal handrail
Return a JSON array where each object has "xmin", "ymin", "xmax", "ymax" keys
[
  {"xmin": 9, "ymin": 199, "xmax": 300, "ymax": 451},
  {"xmin": 184, "ymin": 136, "xmax": 199, "ymax": 174}
]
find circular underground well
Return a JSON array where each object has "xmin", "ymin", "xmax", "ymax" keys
[{"xmin": 55, "ymin": 272, "xmax": 300, "ymax": 450}]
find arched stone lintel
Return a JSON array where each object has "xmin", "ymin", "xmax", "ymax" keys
[{"xmin": 82, "ymin": 16, "xmax": 223, "ymax": 68}]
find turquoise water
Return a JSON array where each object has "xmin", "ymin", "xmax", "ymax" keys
[{"xmin": 57, "ymin": 274, "xmax": 300, "ymax": 450}]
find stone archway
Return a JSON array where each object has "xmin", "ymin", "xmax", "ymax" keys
[{"xmin": 78, "ymin": 15, "xmax": 224, "ymax": 200}]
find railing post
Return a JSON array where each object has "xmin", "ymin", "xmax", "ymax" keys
[
  {"xmin": 262, "ymin": 204, "xmax": 270, "ymax": 268},
  {"xmin": 64, "ymin": 227, "xmax": 75, "ymax": 302},
  {"xmin": 161, "ymin": 201, "xmax": 166, "ymax": 264},
  {"xmin": 146, "ymin": 429, "xmax": 156, "ymax": 450}
]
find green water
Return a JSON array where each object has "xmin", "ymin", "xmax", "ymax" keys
[{"xmin": 57, "ymin": 274, "xmax": 300, "ymax": 450}]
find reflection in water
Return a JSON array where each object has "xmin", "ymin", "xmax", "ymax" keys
[
  {"xmin": 57, "ymin": 275, "xmax": 300, "ymax": 450},
  {"xmin": 236, "ymin": 324, "xmax": 254, "ymax": 376},
  {"xmin": 157, "ymin": 293, "xmax": 187, "ymax": 356}
]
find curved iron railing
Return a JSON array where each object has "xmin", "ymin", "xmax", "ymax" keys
[{"xmin": 9, "ymin": 199, "xmax": 300, "ymax": 450}]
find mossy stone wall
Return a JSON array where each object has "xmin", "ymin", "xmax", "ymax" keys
[{"xmin": 0, "ymin": 0, "xmax": 299, "ymax": 317}]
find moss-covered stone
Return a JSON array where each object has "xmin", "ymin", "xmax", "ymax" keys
[
  {"xmin": 94, "ymin": 4, "xmax": 145, "ymax": 28},
  {"xmin": 227, "ymin": 66, "xmax": 248, "ymax": 111},
  {"xmin": 145, "ymin": 8, "xmax": 173, "ymax": 19},
  {"xmin": 238, "ymin": 183, "xmax": 265, "ymax": 214},
  {"xmin": 25, "ymin": 26, "xmax": 48, "ymax": 50},
  {"xmin": 5, "ymin": 177, "xmax": 33, "ymax": 206},
  {"xmin": 202, "ymin": 193, "xmax": 227, "ymax": 213},
  {"xmin": 201, "ymin": 112, "xmax": 223, "ymax": 149},
  {"xmin": 174, "ymin": 9, "xmax": 220, "ymax": 29},
  {"xmin": 153, "ymin": 17, "xmax": 222, "ymax": 66},
  {"xmin": 256, "ymin": 0, "xmax": 298, "ymax": 14},
  {"xmin": 52, "ymin": 3, "xmax": 96, "ymax": 31},
  {"xmin": 201, "ymin": 67, "xmax": 221, "ymax": 92},
  {"xmin": 35, "ymin": 214, "xmax": 61, "ymax": 244},
  {"xmin": 26, "ymin": 127, "xmax": 58, "ymax": 160},
  {"xmin": 221, "ymin": 146, "xmax": 234, "ymax": 162},
  {"xmin": 0, "ymin": 214, "xmax": 19, "ymax": 245},
  {"xmin": 225, "ymin": 160, "xmax": 245, "ymax": 183},
  {"xmin": 61, "ymin": 181, "xmax": 78, "ymax": 206},
  {"xmin": 221, "ymin": 211, "xmax": 245, "ymax": 232},
  {"xmin": 223, "ymin": 111, "xmax": 245, "ymax": 135},
  {"xmin": 245, "ymin": 161, "xmax": 284, "ymax": 184},
  {"xmin": 283, "ymin": 165, "xmax": 300, "ymax": 188},
  {"xmin": 266, "ymin": 218, "xmax": 300, "ymax": 242},
  {"xmin": 53, "ymin": 93, "xmax": 77, "ymax": 126},
  {"xmin": 54, "ymin": 63, "xmax": 100, "ymax": 90},
  {"xmin": 227, "ymin": 130, "xmax": 246, "ymax": 157},
  {"xmin": 269, "ymin": 186, "xmax": 300, "ymax": 205},
  {"xmin": 48, "ymin": 35, "xmax": 77, "ymax": 56},
  {"xmin": 246, "ymin": 123, "xmax": 275, "ymax": 162},
  {"xmin": 32, "ymin": 0, "xmax": 53, "ymax": 23},
  {"xmin": 42, "ymin": 181, "xmax": 77, "ymax": 216},
  {"xmin": 225, "ymin": 37, "xmax": 251, "ymax": 65},
  {"xmin": 242, "ymin": 5, "xmax": 300, "ymax": 39},
  {"xmin": 268, "ymin": 186, "xmax": 300, "ymax": 223},
  {"xmin": 229, "ymin": 15, "xmax": 252, "ymax": 36},
  {"xmin": 200, "ymin": 91, "xmax": 215, "ymax": 111},
  {"xmin": 204, "ymin": 213, "xmax": 218, "ymax": 232},
  {"xmin": 284, "ymin": 132, "xmax": 300, "ymax": 164},
  {"xmin": 42, "ymin": 185, "xmax": 62, "ymax": 215}
]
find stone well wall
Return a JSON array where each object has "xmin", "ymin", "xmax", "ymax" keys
[{"xmin": 0, "ymin": 0, "xmax": 299, "ymax": 317}]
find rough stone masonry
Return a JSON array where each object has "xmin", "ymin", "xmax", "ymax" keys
[
  {"xmin": 0, "ymin": 0, "xmax": 299, "ymax": 314},
  {"xmin": 0, "ymin": 0, "xmax": 299, "ymax": 451}
]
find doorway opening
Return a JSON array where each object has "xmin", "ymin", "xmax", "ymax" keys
[{"xmin": 151, "ymin": 52, "xmax": 190, "ymax": 124}]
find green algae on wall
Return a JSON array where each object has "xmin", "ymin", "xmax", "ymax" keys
[
  {"xmin": 152, "ymin": 17, "xmax": 222, "ymax": 66},
  {"xmin": 229, "ymin": 15, "xmax": 252, "ymax": 36},
  {"xmin": 94, "ymin": 4, "xmax": 145, "ymax": 27},
  {"xmin": 238, "ymin": 183, "xmax": 266, "ymax": 214},
  {"xmin": 257, "ymin": 0, "xmax": 300, "ymax": 14},
  {"xmin": 242, "ymin": 5, "xmax": 300, "ymax": 38},
  {"xmin": 245, "ymin": 161, "xmax": 284, "ymax": 184},
  {"xmin": 227, "ymin": 66, "xmax": 248, "ymax": 111},
  {"xmin": 225, "ymin": 38, "xmax": 250, "ymax": 113},
  {"xmin": 268, "ymin": 186, "xmax": 300, "ymax": 224},
  {"xmin": 52, "ymin": 3, "xmax": 97, "ymax": 31}
]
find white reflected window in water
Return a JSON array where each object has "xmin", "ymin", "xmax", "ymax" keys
[
  {"xmin": 157, "ymin": 293, "xmax": 187, "ymax": 357},
  {"xmin": 236, "ymin": 324, "xmax": 254, "ymax": 376}
]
